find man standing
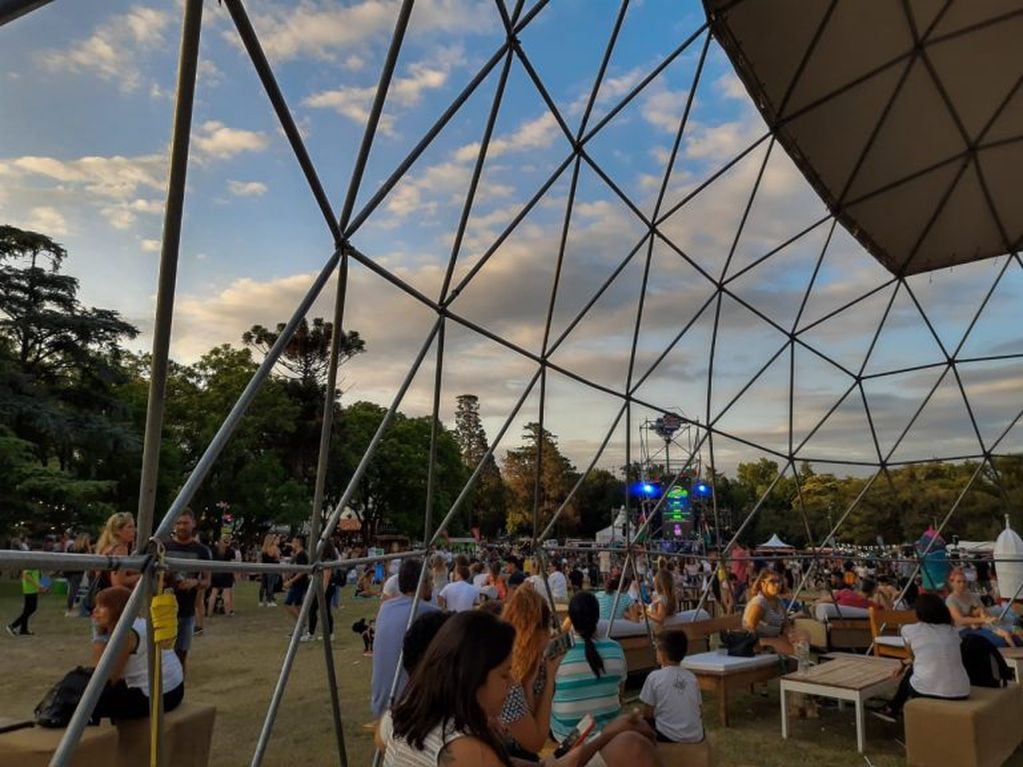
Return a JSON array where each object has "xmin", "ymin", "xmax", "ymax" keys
[
  {"xmin": 283, "ymin": 535, "xmax": 311, "ymax": 639},
  {"xmin": 370, "ymin": 559, "xmax": 437, "ymax": 718},
  {"xmin": 163, "ymin": 509, "xmax": 211, "ymax": 670},
  {"xmin": 437, "ymin": 565, "xmax": 480, "ymax": 612}
]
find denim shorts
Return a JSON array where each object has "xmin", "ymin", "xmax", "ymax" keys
[
  {"xmin": 175, "ymin": 615, "xmax": 196, "ymax": 653},
  {"xmin": 285, "ymin": 585, "xmax": 308, "ymax": 606}
]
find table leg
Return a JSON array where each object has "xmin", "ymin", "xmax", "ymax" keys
[
  {"xmin": 854, "ymin": 695, "xmax": 865, "ymax": 754},
  {"xmin": 718, "ymin": 678, "xmax": 729, "ymax": 727},
  {"xmin": 780, "ymin": 683, "xmax": 788, "ymax": 740}
]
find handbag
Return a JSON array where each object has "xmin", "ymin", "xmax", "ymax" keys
[
  {"xmin": 720, "ymin": 629, "xmax": 758, "ymax": 657},
  {"xmin": 34, "ymin": 666, "xmax": 93, "ymax": 728}
]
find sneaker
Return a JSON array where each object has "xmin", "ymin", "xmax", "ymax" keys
[
  {"xmin": 5, "ymin": 625, "xmax": 16, "ymax": 637},
  {"xmin": 871, "ymin": 707, "xmax": 898, "ymax": 724},
  {"xmin": 299, "ymin": 633, "xmax": 316, "ymax": 642},
  {"xmin": 259, "ymin": 601, "xmax": 266, "ymax": 607},
  {"xmin": 193, "ymin": 626, "xmax": 205, "ymax": 636},
  {"xmin": 267, "ymin": 601, "xmax": 278, "ymax": 607}
]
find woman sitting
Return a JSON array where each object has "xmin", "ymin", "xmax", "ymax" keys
[
  {"xmin": 946, "ymin": 567, "xmax": 1020, "ymax": 647},
  {"xmin": 742, "ymin": 570, "xmax": 795, "ymax": 655},
  {"xmin": 89, "ymin": 586, "xmax": 184, "ymax": 722},
  {"xmin": 874, "ymin": 592, "xmax": 970, "ymax": 721},
  {"xmin": 379, "ymin": 609, "xmax": 659, "ymax": 766},
  {"xmin": 646, "ymin": 569, "xmax": 679, "ymax": 626},
  {"xmin": 498, "ymin": 586, "xmax": 563, "ymax": 760}
]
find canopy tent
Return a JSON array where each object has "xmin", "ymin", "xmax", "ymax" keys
[
  {"xmin": 596, "ymin": 509, "xmax": 631, "ymax": 546},
  {"xmin": 705, "ymin": 0, "xmax": 1023, "ymax": 276},
  {"xmin": 757, "ymin": 533, "xmax": 795, "ymax": 551}
]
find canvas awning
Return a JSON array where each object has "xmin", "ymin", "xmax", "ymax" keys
[
  {"xmin": 759, "ymin": 533, "xmax": 794, "ymax": 549},
  {"xmin": 705, "ymin": 0, "xmax": 1023, "ymax": 276}
]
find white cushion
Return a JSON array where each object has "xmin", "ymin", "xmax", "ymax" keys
[
  {"xmin": 813, "ymin": 603, "xmax": 872, "ymax": 622},
  {"xmin": 682, "ymin": 649, "xmax": 778, "ymax": 672},
  {"xmin": 874, "ymin": 635, "xmax": 906, "ymax": 648},
  {"xmin": 600, "ymin": 609, "xmax": 712, "ymax": 638}
]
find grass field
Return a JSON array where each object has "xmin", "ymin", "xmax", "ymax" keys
[{"xmin": 2, "ymin": 578, "xmax": 1022, "ymax": 766}]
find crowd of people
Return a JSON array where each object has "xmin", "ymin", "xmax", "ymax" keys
[{"xmin": 6, "ymin": 519, "xmax": 1023, "ymax": 761}]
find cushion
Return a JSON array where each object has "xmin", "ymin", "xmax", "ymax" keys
[
  {"xmin": 813, "ymin": 603, "xmax": 871, "ymax": 622},
  {"xmin": 682, "ymin": 649, "xmax": 778, "ymax": 673},
  {"xmin": 874, "ymin": 636, "xmax": 906, "ymax": 648},
  {"xmin": 601, "ymin": 609, "xmax": 711, "ymax": 638}
]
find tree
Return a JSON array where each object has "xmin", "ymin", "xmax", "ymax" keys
[
  {"xmin": 503, "ymin": 423, "xmax": 578, "ymax": 535},
  {"xmin": 243, "ymin": 317, "xmax": 364, "ymax": 388},
  {"xmin": 574, "ymin": 468, "xmax": 624, "ymax": 538},
  {"xmin": 453, "ymin": 394, "xmax": 505, "ymax": 536},
  {"xmin": 0, "ymin": 225, "xmax": 140, "ymax": 533},
  {"xmin": 335, "ymin": 401, "xmax": 468, "ymax": 540}
]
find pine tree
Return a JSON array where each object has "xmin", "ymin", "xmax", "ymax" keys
[{"xmin": 453, "ymin": 394, "xmax": 506, "ymax": 536}]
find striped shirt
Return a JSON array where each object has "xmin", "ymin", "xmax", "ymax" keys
[
  {"xmin": 594, "ymin": 590, "xmax": 633, "ymax": 621},
  {"xmin": 550, "ymin": 635, "xmax": 626, "ymax": 740},
  {"xmin": 379, "ymin": 710, "xmax": 467, "ymax": 766}
]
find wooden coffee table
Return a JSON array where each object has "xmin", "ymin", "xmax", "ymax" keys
[
  {"xmin": 1000, "ymin": 646, "xmax": 1023, "ymax": 684},
  {"xmin": 780, "ymin": 655, "xmax": 902, "ymax": 753}
]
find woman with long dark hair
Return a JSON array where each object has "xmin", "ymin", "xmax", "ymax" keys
[
  {"xmin": 380, "ymin": 609, "xmax": 518, "ymax": 765},
  {"xmin": 551, "ymin": 591, "xmax": 626, "ymax": 741}
]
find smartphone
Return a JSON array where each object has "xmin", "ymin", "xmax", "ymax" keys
[
  {"xmin": 553, "ymin": 713, "xmax": 596, "ymax": 757},
  {"xmin": 545, "ymin": 631, "xmax": 574, "ymax": 659}
]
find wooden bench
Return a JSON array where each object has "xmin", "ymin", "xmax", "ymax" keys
[
  {"xmin": 0, "ymin": 723, "xmax": 118, "ymax": 767},
  {"xmin": 904, "ymin": 685, "xmax": 1023, "ymax": 767},
  {"xmin": 616, "ymin": 613, "xmax": 741, "ymax": 674},
  {"xmin": 115, "ymin": 702, "xmax": 216, "ymax": 767},
  {"xmin": 0, "ymin": 703, "xmax": 216, "ymax": 767},
  {"xmin": 656, "ymin": 733, "xmax": 717, "ymax": 766},
  {"xmin": 682, "ymin": 649, "xmax": 786, "ymax": 727}
]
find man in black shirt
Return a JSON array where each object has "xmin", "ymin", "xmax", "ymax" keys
[{"xmin": 164, "ymin": 509, "xmax": 211, "ymax": 670}]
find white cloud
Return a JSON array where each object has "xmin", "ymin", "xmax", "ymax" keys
[
  {"xmin": 23, "ymin": 206, "xmax": 68, "ymax": 235},
  {"xmin": 344, "ymin": 54, "xmax": 366, "ymax": 72},
  {"xmin": 453, "ymin": 113, "xmax": 559, "ymax": 163},
  {"xmin": 41, "ymin": 7, "xmax": 172, "ymax": 92},
  {"xmin": 641, "ymin": 88, "xmax": 688, "ymax": 134},
  {"xmin": 193, "ymin": 121, "xmax": 270, "ymax": 160},
  {"xmin": 227, "ymin": 180, "xmax": 269, "ymax": 197},
  {"xmin": 2, "ymin": 154, "xmax": 166, "ymax": 200},
  {"xmin": 243, "ymin": 0, "xmax": 494, "ymax": 63},
  {"xmin": 303, "ymin": 48, "xmax": 463, "ymax": 135},
  {"xmin": 142, "ymin": 239, "xmax": 161, "ymax": 253},
  {"xmin": 715, "ymin": 72, "xmax": 748, "ymax": 101}
]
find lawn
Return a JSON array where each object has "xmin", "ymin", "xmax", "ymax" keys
[{"xmin": 2, "ymin": 578, "xmax": 1021, "ymax": 766}]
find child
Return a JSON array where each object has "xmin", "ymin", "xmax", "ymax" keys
[
  {"xmin": 639, "ymin": 629, "xmax": 704, "ymax": 743},
  {"xmin": 7, "ymin": 564, "xmax": 46, "ymax": 636},
  {"xmin": 352, "ymin": 617, "xmax": 375, "ymax": 656}
]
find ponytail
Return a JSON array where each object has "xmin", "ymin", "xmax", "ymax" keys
[{"xmin": 568, "ymin": 591, "xmax": 605, "ymax": 678}]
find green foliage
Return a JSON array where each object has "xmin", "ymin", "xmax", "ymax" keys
[
  {"xmin": 503, "ymin": 423, "xmax": 578, "ymax": 535},
  {"xmin": 453, "ymin": 394, "xmax": 505, "ymax": 536}
]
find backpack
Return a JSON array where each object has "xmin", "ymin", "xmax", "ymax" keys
[
  {"xmin": 34, "ymin": 666, "xmax": 93, "ymax": 727},
  {"xmin": 959, "ymin": 633, "xmax": 1013, "ymax": 688}
]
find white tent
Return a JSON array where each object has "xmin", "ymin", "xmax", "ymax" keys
[
  {"xmin": 758, "ymin": 533, "xmax": 795, "ymax": 550},
  {"xmin": 596, "ymin": 508, "xmax": 628, "ymax": 546}
]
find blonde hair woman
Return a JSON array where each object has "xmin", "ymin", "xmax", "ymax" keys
[
  {"xmin": 94, "ymin": 512, "xmax": 140, "ymax": 591},
  {"xmin": 258, "ymin": 533, "xmax": 281, "ymax": 607},
  {"xmin": 742, "ymin": 570, "xmax": 794, "ymax": 655},
  {"xmin": 646, "ymin": 568, "xmax": 679, "ymax": 625},
  {"xmin": 497, "ymin": 584, "xmax": 564, "ymax": 758}
]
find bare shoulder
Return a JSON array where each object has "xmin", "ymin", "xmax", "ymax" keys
[{"xmin": 439, "ymin": 737, "xmax": 503, "ymax": 766}]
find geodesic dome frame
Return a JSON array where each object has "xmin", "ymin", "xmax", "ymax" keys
[{"xmin": 2, "ymin": 0, "xmax": 1022, "ymax": 764}]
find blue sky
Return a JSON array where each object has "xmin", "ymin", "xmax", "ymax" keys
[{"xmin": 2, "ymin": 0, "xmax": 1021, "ymax": 477}]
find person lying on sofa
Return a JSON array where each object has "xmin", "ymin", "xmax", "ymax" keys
[{"xmin": 819, "ymin": 578, "xmax": 882, "ymax": 610}]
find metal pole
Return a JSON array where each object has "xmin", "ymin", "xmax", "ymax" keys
[
  {"xmin": 152, "ymin": 246, "xmax": 343, "ymax": 542},
  {"xmin": 135, "ymin": 0, "xmax": 203, "ymax": 550},
  {"xmin": 0, "ymin": 0, "xmax": 54, "ymax": 26}
]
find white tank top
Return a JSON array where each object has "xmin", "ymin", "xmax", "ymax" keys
[{"xmin": 123, "ymin": 618, "xmax": 184, "ymax": 696}]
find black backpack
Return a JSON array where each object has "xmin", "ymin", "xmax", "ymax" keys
[
  {"xmin": 34, "ymin": 666, "xmax": 93, "ymax": 727},
  {"xmin": 959, "ymin": 633, "xmax": 1013, "ymax": 688}
]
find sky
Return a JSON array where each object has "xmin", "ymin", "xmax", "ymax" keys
[{"xmin": 2, "ymin": 0, "xmax": 1022, "ymax": 481}]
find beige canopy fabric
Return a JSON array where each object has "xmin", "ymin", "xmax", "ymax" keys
[{"xmin": 704, "ymin": 0, "xmax": 1023, "ymax": 276}]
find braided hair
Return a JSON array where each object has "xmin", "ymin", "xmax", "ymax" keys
[{"xmin": 568, "ymin": 591, "xmax": 604, "ymax": 678}]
